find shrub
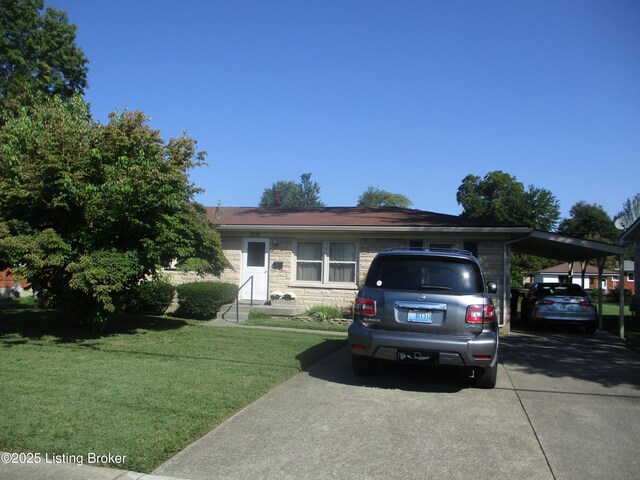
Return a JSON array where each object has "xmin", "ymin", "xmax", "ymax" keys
[
  {"xmin": 127, "ymin": 280, "xmax": 176, "ymax": 315},
  {"xmin": 306, "ymin": 305, "xmax": 345, "ymax": 322},
  {"xmin": 175, "ymin": 281, "xmax": 237, "ymax": 319},
  {"xmin": 605, "ymin": 289, "xmax": 633, "ymax": 304}
]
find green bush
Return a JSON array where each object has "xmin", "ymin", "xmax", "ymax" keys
[
  {"xmin": 306, "ymin": 305, "xmax": 346, "ymax": 322},
  {"xmin": 127, "ymin": 280, "xmax": 176, "ymax": 315},
  {"xmin": 605, "ymin": 289, "xmax": 633, "ymax": 304},
  {"xmin": 175, "ymin": 282, "xmax": 237, "ymax": 319}
]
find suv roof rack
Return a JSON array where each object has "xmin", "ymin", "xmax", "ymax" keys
[{"xmin": 383, "ymin": 247, "xmax": 474, "ymax": 256}]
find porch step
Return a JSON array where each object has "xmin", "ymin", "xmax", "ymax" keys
[
  {"xmin": 216, "ymin": 302, "xmax": 308, "ymax": 322},
  {"xmin": 217, "ymin": 302, "xmax": 253, "ymax": 322}
]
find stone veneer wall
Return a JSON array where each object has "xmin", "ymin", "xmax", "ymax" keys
[{"xmin": 164, "ymin": 234, "xmax": 511, "ymax": 327}]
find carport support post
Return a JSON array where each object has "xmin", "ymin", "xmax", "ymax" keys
[
  {"xmin": 619, "ymin": 254, "xmax": 625, "ymax": 339},
  {"xmin": 597, "ymin": 258, "xmax": 604, "ymax": 331}
]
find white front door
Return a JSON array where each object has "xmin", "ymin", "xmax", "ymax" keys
[{"xmin": 240, "ymin": 239, "xmax": 269, "ymax": 302}]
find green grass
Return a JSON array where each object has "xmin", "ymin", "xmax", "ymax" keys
[
  {"xmin": 245, "ymin": 311, "xmax": 350, "ymax": 333},
  {"xmin": 600, "ymin": 302, "xmax": 631, "ymax": 316},
  {"xmin": 0, "ymin": 298, "xmax": 346, "ymax": 473}
]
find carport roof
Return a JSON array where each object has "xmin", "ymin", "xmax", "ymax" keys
[{"xmin": 509, "ymin": 230, "xmax": 626, "ymax": 262}]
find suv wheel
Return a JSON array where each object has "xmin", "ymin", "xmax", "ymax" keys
[
  {"xmin": 473, "ymin": 358, "xmax": 498, "ymax": 389},
  {"xmin": 585, "ymin": 322, "xmax": 597, "ymax": 334},
  {"xmin": 352, "ymin": 354, "xmax": 376, "ymax": 376}
]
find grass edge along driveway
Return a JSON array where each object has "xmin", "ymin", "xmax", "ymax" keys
[{"xmin": 0, "ymin": 303, "xmax": 346, "ymax": 473}]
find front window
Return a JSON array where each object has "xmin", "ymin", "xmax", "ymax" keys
[
  {"xmin": 295, "ymin": 241, "xmax": 357, "ymax": 284},
  {"xmin": 296, "ymin": 242, "xmax": 323, "ymax": 281}
]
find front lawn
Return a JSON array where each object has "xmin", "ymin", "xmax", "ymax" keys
[{"xmin": 0, "ymin": 298, "xmax": 346, "ymax": 473}]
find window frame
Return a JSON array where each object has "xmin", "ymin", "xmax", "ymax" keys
[{"xmin": 293, "ymin": 240, "xmax": 358, "ymax": 286}]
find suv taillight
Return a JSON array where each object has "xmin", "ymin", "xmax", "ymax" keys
[
  {"xmin": 355, "ymin": 297, "xmax": 376, "ymax": 316},
  {"xmin": 466, "ymin": 304, "xmax": 495, "ymax": 324}
]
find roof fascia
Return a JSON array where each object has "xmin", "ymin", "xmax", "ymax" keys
[{"xmin": 217, "ymin": 225, "xmax": 532, "ymax": 234}]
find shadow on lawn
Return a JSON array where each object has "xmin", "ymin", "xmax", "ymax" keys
[
  {"xmin": 295, "ymin": 338, "xmax": 348, "ymax": 371},
  {"xmin": 0, "ymin": 298, "xmax": 188, "ymax": 345}
]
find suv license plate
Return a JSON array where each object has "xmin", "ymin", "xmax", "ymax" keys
[{"xmin": 407, "ymin": 311, "xmax": 432, "ymax": 323}]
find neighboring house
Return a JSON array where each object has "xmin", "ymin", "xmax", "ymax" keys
[
  {"xmin": 620, "ymin": 217, "xmax": 640, "ymax": 298},
  {"xmin": 609, "ymin": 260, "xmax": 635, "ymax": 293},
  {"xmin": 168, "ymin": 206, "xmax": 627, "ymax": 331},
  {"xmin": 0, "ymin": 270, "xmax": 30, "ymax": 299},
  {"xmin": 530, "ymin": 263, "xmax": 619, "ymax": 291}
]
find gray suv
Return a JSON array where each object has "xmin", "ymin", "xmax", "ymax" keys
[{"xmin": 348, "ymin": 248, "xmax": 499, "ymax": 389}]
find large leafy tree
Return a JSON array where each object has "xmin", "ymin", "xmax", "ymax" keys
[
  {"xmin": 456, "ymin": 171, "xmax": 561, "ymax": 288},
  {"xmin": 357, "ymin": 187, "xmax": 412, "ymax": 208},
  {"xmin": 557, "ymin": 201, "xmax": 617, "ymax": 243},
  {"xmin": 0, "ymin": 0, "xmax": 88, "ymax": 106},
  {"xmin": 259, "ymin": 173, "xmax": 324, "ymax": 208},
  {"xmin": 557, "ymin": 201, "xmax": 619, "ymax": 271},
  {"xmin": 0, "ymin": 95, "xmax": 226, "ymax": 327},
  {"xmin": 456, "ymin": 171, "xmax": 560, "ymax": 230}
]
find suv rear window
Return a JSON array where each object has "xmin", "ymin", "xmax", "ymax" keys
[{"xmin": 364, "ymin": 255, "xmax": 484, "ymax": 294}]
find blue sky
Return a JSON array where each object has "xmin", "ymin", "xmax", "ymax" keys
[{"xmin": 46, "ymin": 0, "xmax": 639, "ymax": 221}]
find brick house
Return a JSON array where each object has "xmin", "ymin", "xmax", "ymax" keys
[
  {"xmin": 166, "ymin": 206, "xmax": 626, "ymax": 332},
  {"xmin": 531, "ymin": 262, "xmax": 620, "ymax": 291},
  {"xmin": 0, "ymin": 270, "xmax": 30, "ymax": 299},
  {"xmin": 175, "ymin": 206, "xmax": 532, "ymax": 330}
]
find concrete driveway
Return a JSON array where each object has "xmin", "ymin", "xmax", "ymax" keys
[{"xmin": 153, "ymin": 328, "xmax": 640, "ymax": 480}]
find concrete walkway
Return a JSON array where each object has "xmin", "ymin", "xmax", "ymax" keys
[
  {"xmin": 3, "ymin": 328, "xmax": 640, "ymax": 480},
  {"xmin": 153, "ymin": 328, "xmax": 640, "ymax": 480}
]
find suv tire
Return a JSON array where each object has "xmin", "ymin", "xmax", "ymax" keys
[
  {"xmin": 473, "ymin": 357, "xmax": 498, "ymax": 389},
  {"xmin": 352, "ymin": 354, "xmax": 376, "ymax": 376}
]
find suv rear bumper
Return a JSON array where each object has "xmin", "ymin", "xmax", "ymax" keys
[{"xmin": 348, "ymin": 321, "xmax": 498, "ymax": 366}]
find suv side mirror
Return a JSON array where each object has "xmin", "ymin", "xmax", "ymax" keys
[{"xmin": 487, "ymin": 282, "xmax": 498, "ymax": 294}]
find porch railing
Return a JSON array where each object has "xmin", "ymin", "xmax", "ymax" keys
[{"xmin": 235, "ymin": 276, "xmax": 254, "ymax": 323}]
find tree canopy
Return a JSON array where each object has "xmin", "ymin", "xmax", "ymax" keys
[
  {"xmin": 0, "ymin": 0, "xmax": 88, "ymax": 106},
  {"xmin": 259, "ymin": 173, "xmax": 324, "ymax": 208},
  {"xmin": 357, "ymin": 187, "xmax": 412, "ymax": 208},
  {"xmin": 456, "ymin": 170, "xmax": 561, "ymax": 288},
  {"xmin": 557, "ymin": 201, "xmax": 617, "ymax": 243},
  {"xmin": 0, "ymin": 95, "xmax": 226, "ymax": 327},
  {"xmin": 456, "ymin": 170, "xmax": 560, "ymax": 231},
  {"xmin": 616, "ymin": 193, "xmax": 640, "ymax": 226}
]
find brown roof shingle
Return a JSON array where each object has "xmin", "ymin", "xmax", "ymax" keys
[{"xmin": 208, "ymin": 206, "xmax": 528, "ymax": 229}]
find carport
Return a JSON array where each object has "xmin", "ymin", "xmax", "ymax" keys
[{"xmin": 504, "ymin": 230, "xmax": 627, "ymax": 337}]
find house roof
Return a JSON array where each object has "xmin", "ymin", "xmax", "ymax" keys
[
  {"xmin": 208, "ymin": 206, "xmax": 626, "ymax": 261},
  {"xmin": 535, "ymin": 263, "xmax": 617, "ymax": 276},
  {"xmin": 208, "ymin": 207, "xmax": 531, "ymax": 233}
]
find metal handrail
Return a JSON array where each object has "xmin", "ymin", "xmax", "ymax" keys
[{"xmin": 235, "ymin": 276, "xmax": 254, "ymax": 323}]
